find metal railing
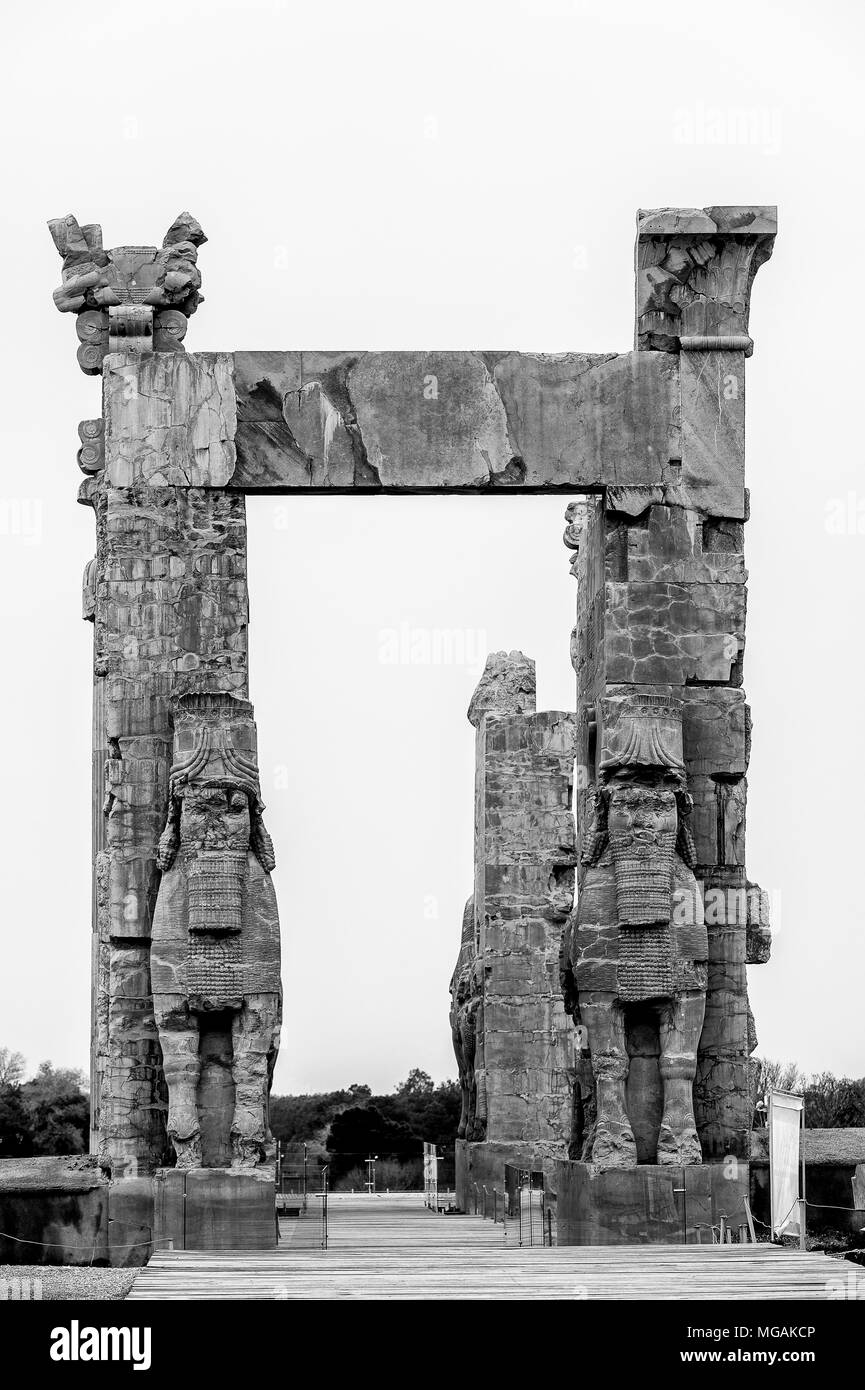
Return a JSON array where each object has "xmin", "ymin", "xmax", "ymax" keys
[
  {"xmin": 276, "ymin": 1163, "xmax": 328, "ymax": 1248},
  {"xmin": 502, "ymin": 1165, "xmax": 553, "ymax": 1246}
]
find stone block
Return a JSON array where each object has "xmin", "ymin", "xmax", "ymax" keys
[
  {"xmin": 107, "ymin": 1177, "xmax": 155, "ymax": 1267},
  {"xmin": 232, "ymin": 349, "xmax": 679, "ymax": 492},
  {"xmin": 154, "ymin": 1168, "xmax": 276, "ymax": 1250},
  {"xmin": 0, "ymin": 1157, "xmax": 109, "ymax": 1266},
  {"xmin": 624, "ymin": 505, "xmax": 745, "ymax": 584},
  {"xmin": 677, "ymin": 351, "xmax": 746, "ymax": 519},
  {"xmin": 604, "ymin": 581, "xmax": 745, "ymax": 685},
  {"xmin": 554, "ymin": 1161, "xmax": 750, "ymax": 1245},
  {"xmin": 105, "ymin": 353, "xmax": 237, "ymax": 487}
]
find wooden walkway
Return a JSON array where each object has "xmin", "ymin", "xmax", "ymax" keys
[{"xmin": 127, "ymin": 1195, "xmax": 865, "ymax": 1300}]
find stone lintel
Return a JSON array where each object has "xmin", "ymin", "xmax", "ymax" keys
[
  {"xmin": 229, "ymin": 349, "xmax": 680, "ymax": 494},
  {"xmin": 99, "ymin": 345, "xmax": 754, "ymax": 516}
]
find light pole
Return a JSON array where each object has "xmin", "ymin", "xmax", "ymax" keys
[{"xmin": 366, "ymin": 1154, "xmax": 378, "ymax": 1194}]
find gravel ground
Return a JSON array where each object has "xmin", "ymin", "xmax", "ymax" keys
[{"xmin": 0, "ymin": 1264, "xmax": 137, "ymax": 1300}]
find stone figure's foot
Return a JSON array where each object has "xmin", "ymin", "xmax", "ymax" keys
[
  {"xmin": 656, "ymin": 1122, "xmax": 702, "ymax": 1166},
  {"xmin": 591, "ymin": 1121, "xmax": 637, "ymax": 1168},
  {"xmin": 231, "ymin": 1134, "xmax": 264, "ymax": 1169},
  {"xmin": 171, "ymin": 1131, "xmax": 202, "ymax": 1170}
]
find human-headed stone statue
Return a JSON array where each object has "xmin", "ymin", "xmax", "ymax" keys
[
  {"xmin": 560, "ymin": 694, "xmax": 707, "ymax": 1167},
  {"xmin": 152, "ymin": 694, "xmax": 281, "ymax": 1170}
]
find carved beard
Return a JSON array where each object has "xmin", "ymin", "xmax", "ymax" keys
[
  {"xmin": 608, "ymin": 820, "xmax": 676, "ymax": 927},
  {"xmin": 185, "ymin": 851, "xmax": 247, "ymax": 935}
]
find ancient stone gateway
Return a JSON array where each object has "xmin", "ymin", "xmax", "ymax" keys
[{"xmin": 49, "ymin": 206, "xmax": 776, "ymax": 1252}]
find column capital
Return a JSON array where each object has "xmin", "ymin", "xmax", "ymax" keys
[
  {"xmin": 48, "ymin": 212, "xmax": 207, "ymax": 374},
  {"xmin": 635, "ymin": 205, "xmax": 776, "ymax": 356}
]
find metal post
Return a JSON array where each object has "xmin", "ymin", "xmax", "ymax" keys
[
  {"xmin": 800, "ymin": 1103, "xmax": 807, "ymax": 1250},
  {"xmin": 798, "ymin": 1198, "xmax": 807, "ymax": 1251},
  {"xmin": 303, "ymin": 1141, "xmax": 308, "ymax": 1212}
]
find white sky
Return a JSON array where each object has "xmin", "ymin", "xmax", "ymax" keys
[{"xmin": 1, "ymin": 0, "xmax": 863, "ymax": 1094}]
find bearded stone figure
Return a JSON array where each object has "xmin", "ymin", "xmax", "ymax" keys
[
  {"xmin": 560, "ymin": 695, "xmax": 707, "ymax": 1168},
  {"xmin": 152, "ymin": 694, "xmax": 281, "ymax": 1170}
]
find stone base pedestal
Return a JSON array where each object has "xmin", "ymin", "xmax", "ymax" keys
[
  {"xmin": 455, "ymin": 1139, "xmax": 566, "ymax": 1212},
  {"xmin": 153, "ymin": 1167, "xmax": 277, "ymax": 1251},
  {"xmin": 554, "ymin": 1161, "xmax": 749, "ymax": 1245}
]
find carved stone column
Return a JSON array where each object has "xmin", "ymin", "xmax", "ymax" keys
[
  {"xmin": 454, "ymin": 651, "xmax": 577, "ymax": 1207},
  {"xmin": 566, "ymin": 207, "xmax": 775, "ymax": 1167},
  {"xmin": 50, "ymin": 216, "xmax": 249, "ymax": 1178}
]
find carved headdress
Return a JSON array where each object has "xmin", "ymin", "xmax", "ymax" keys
[
  {"xmin": 598, "ymin": 694, "xmax": 685, "ymax": 781},
  {"xmin": 582, "ymin": 694, "xmax": 695, "ymax": 871},
  {"xmin": 168, "ymin": 694, "xmax": 264, "ymax": 813},
  {"xmin": 157, "ymin": 693, "xmax": 275, "ymax": 873}
]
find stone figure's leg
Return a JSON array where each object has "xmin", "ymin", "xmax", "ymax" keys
[
  {"xmin": 452, "ymin": 1018, "xmax": 469, "ymax": 1139},
  {"xmin": 154, "ymin": 995, "xmax": 202, "ymax": 1170},
  {"xmin": 462, "ymin": 1012, "xmax": 478, "ymax": 1139},
  {"xmin": 657, "ymin": 991, "xmax": 706, "ymax": 1165},
  {"xmin": 580, "ymin": 992, "xmax": 636, "ymax": 1167},
  {"xmin": 231, "ymin": 993, "xmax": 279, "ymax": 1168}
]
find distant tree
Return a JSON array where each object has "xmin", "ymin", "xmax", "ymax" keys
[
  {"xmin": 20, "ymin": 1062, "xmax": 89, "ymax": 1155},
  {"xmin": 325, "ymin": 1104, "xmax": 417, "ymax": 1178},
  {"xmin": 269, "ymin": 1071, "xmax": 464, "ymax": 1170},
  {"xmin": 751, "ymin": 1059, "xmax": 865, "ymax": 1129},
  {"xmin": 395, "ymin": 1069, "xmax": 434, "ymax": 1098},
  {"xmin": 0, "ymin": 1048, "xmax": 25, "ymax": 1089},
  {"xmin": 751, "ymin": 1058, "xmax": 804, "ymax": 1120},
  {"xmin": 803, "ymin": 1073, "xmax": 865, "ymax": 1128},
  {"xmin": 0, "ymin": 1087, "xmax": 31, "ymax": 1156}
]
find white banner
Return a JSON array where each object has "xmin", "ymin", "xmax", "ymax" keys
[{"xmin": 769, "ymin": 1089, "xmax": 804, "ymax": 1237}]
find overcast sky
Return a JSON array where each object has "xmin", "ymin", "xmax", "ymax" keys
[{"xmin": 1, "ymin": 0, "xmax": 863, "ymax": 1096}]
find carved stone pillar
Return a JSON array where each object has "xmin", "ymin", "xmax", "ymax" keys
[
  {"xmin": 454, "ymin": 651, "xmax": 577, "ymax": 1206},
  {"xmin": 566, "ymin": 207, "xmax": 775, "ymax": 1166},
  {"xmin": 50, "ymin": 216, "xmax": 251, "ymax": 1177}
]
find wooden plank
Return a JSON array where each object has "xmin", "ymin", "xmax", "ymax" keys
[{"xmin": 127, "ymin": 1195, "xmax": 865, "ymax": 1301}]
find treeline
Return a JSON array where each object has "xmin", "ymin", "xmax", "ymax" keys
[
  {"xmin": 751, "ymin": 1059, "xmax": 865, "ymax": 1128},
  {"xmin": 0, "ymin": 1050, "xmax": 89, "ymax": 1157},
  {"xmin": 271, "ymin": 1068, "xmax": 461, "ymax": 1187}
]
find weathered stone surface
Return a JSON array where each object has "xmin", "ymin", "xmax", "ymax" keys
[
  {"xmin": 231, "ymin": 349, "xmax": 679, "ymax": 492},
  {"xmin": 151, "ymin": 694, "xmax": 281, "ymax": 1170},
  {"xmin": 467, "ymin": 650, "xmax": 536, "ymax": 728},
  {"xmin": 48, "ymin": 213, "xmax": 206, "ymax": 374},
  {"xmin": 604, "ymin": 580, "xmax": 745, "ymax": 685},
  {"xmin": 677, "ymin": 351, "xmax": 746, "ymax": 519},
  {"xmin": 48, "ymin": 205, "xmax": 778, "ymax": 1211},
  {"xmin": 636, "ymin": 205, "xmax": 776, "ymax": 353},
  {"xmin": 745, "ymin": 882, "xmax": 772, "ymax": 964},
  {"xmin": 104, "ymin": 353, "xmax": 237, "ymax": 487},
  {"xmin": 561, "ymin": 696, "xmax": 707, "ymax": 1169},
  {"xmin": 555, "ymin": 1160, "xmax": 749, "ymax": 1245},
  {"xmin": 474, "ymin": 706, "xmax": 577, "ymax": 1148},
  {"xmin": 623, "ymin": 505, "xmax": 745, "ymax": 585},
  {"xmin": 86, "ymin": 483, "xmax": 250, "ymax": 1174},
  {"xmin": 0, "ymin": 1157, "xmax": 109, "ymax": 1266},
  {"xmin": 153, "ymin": 1167, "xmax": 276, "ymax": 1250},
  {"xmin": 453, "ymin": 653, "xmax": 571, "ymax": 1154},
  {"xmin": 689, "ymin": 775, "xmax": 747, "ymax": 868}
]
